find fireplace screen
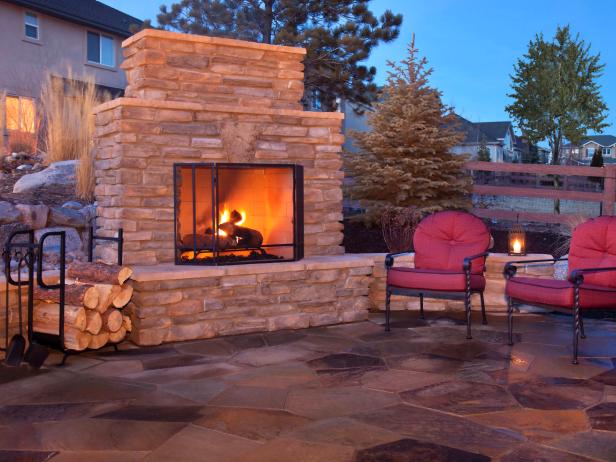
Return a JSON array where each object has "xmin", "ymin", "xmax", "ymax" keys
[{"xmin": 174, "ymin": 163, "xmax": 303, "ymax": 265}]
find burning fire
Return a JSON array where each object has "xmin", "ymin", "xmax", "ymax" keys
[{"xmin": 218, "ymin": 209, "xmax": 246, "ymax": 236}]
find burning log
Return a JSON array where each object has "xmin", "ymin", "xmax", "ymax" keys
[{"xmin": 219, "ymin": 209, "xmax": 263, "ymax": 249}]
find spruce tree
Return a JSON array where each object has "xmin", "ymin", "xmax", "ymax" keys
[
  {"xmin": 590, "ymin": 147, "xmax": 604, "ymax": 168},
  {"xmin": 346, "ymin": 36, "xmax": 471, "ymax": 222},
  {"xmin": 476, "ymin": 136, "xmax": 491, "ymax": 162}
]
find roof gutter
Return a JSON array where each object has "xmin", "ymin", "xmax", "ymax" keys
[{"xmin": 3, "ymin": 0, "xmax": 140, "ymax": 37}]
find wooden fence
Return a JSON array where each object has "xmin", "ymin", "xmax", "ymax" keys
[{"xmin": 465, "ymin": 161, "xmax": 616, "ymax": 224}]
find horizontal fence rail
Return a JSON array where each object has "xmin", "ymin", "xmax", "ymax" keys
[{"xmin": 465, "ymin": 161, "xmax": 616, "ymax": 225}]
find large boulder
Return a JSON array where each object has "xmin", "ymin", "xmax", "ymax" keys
[
  {"xmin": 49, "ymin": 206, "xmax": 87, "ymax": 228},
  {"xmin": 13, "ymin": 160, "xmax": 77, "ymax": 194},
  {"xmin": 15, "ymin": 204, "xmax": 49, "ymax": 229},
  {"xmin": 35, "ymin": 226, "xmax": 82, "ymax": 255},
  {"xmin": 0, "ymin": 201, "xmax": 21, "ymax": 224}
]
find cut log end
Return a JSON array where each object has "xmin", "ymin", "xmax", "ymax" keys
[{"xmin": 112, "ymin": 285, "xmax": 134, "ymax": 308}]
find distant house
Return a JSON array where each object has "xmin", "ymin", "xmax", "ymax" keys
[
  {"xmin": 561, "ymin": 135, "xmax": 616, "ymax": 165},
  {"xmin": 450, "ymin": 116, "xmax": 518, "ymax": 163},
  {"xmin": 0, "ymin": 0, "xmax": 141, "ymax": 148}
]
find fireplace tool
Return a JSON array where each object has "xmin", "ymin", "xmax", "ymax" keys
[{"xmin": 2, "ymin": 229, "xmax": 46, "ymax": 368}]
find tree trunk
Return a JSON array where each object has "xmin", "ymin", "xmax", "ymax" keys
[{"xmin": 262, "ymin": 0, "xmax": 274, "ymax": 44}]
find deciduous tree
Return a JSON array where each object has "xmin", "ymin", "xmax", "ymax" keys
[{"xmin": 506, "ymin": 25, "xmax": 608, "ymax": 166}]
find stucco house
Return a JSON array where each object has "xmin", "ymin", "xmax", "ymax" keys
[
  {"xmin": 561, "ymin": 135, "xmax": 616, "ymax": 165},
  {"xmin": 0, "ymin": 0, "xmax": 141, "ymax": 148}
]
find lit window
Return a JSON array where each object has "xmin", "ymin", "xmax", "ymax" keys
[
  {"xmin": 587, "ymin": 148, "xmax": 595, "ymax": 157},
  {"xmin": 25, "ymin": 12, "xmax": 38, "ymax": 39},
  {"xmin": 5, "ymin": 96, "xmax": 36, "ymax": 133},
  {"xmin": 87, "ymin": 32, "xmax": 114, "ymax": 67}
]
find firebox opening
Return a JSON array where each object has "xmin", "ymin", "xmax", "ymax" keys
[{"xmin": 174, "ymin": 163, "xmax": 303, "ymax": 265}]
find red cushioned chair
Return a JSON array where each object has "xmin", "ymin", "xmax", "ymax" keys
[
  {"xmin": 385, "ymin": 210, "xmax": 491, "ymax": 339},
  {"xmin": 505, "ymin": 216, "xmax": 616, "ymax": 364}
]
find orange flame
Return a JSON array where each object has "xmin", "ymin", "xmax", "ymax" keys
[{"xmin": 218, "ymin": 209, "xmax": 246, "ymax": 236}]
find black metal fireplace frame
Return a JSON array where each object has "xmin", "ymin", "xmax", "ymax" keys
[{"xmin": 173, "ymin": 162, "xmax": 304, "ymax": 266}]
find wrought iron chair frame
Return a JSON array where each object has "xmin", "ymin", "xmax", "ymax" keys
[{"xmin": 385, "ymin": 251, "xmax": 489, "ymax": 339}]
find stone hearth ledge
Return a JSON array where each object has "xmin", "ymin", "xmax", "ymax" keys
[{"xmin": 131, "ymin": 255, "xmax": 374, "ymax": 281}]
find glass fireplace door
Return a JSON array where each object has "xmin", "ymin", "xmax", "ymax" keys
[{"xmin": 174, "ymin": 163, "xmax": 303, "ymax": 265}]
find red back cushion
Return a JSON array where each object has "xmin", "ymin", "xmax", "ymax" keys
[
  {"xmin": 569, "ymin": 216, "xmax": 616, "ymax": 287},
  {"xmin": 413, "ymin": 211, "xmax": 490, "ymax": 274}
]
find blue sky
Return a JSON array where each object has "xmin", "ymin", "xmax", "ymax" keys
[{"xmin": 103, "ymin": 0, "xmax": 616, "ymax": 134}]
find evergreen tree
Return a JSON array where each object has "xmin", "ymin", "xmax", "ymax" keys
[
  {"xmin": 476, "ymin": 136, "xmax": 491, "ymax": 162},
  {"xmin": 590, "ymin": 147, "xmax": 604, "ymax": 167},
  {"xmin": 346, "ymin": 36, "xmax": 471, "ymax": 222},
  {"xmin": 149, "ymin": 0, "xmax": 402, "ymax": 111}
]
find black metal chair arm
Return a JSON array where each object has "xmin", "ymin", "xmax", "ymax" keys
[
  {"xmin": 570, "ymin": 266, "xmax": 616, "ymax": 285},
  {"xmin": 385, "ymin": 251, "xmax": 413, "ymax": 268},
  {"xmin": 462, "ymin": 252, "xmax": 490, "ymax": 272},
  {"xmin": 504, "ymin": 257, "xmax": 567, "ymax": 279}
]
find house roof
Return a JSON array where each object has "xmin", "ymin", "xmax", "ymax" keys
[
  {"xmin": 453, "ymin": 116, "xmax": 513, "ymax": 144},
  {"xmin": 3, "ymin": 0, "xmax": 142, "ymax": 37},
  {"xmin": 581, "ymin": 135, "xmax": 616, "ymax": 147}
]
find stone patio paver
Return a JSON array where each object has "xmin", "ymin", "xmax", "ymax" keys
[{"xmin": 1, "ymin": 312, "xmax": 616, "ymax": 461}]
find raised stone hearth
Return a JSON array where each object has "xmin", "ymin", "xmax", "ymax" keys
[{"xmin": 126, "ymin": 255, "xmax": 372, "ymax": 345}]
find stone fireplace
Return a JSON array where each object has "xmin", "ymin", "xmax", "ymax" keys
[
  {"xmin": 92, "ymin": 29, "xmax": 373, "ymax": 345},
  {"xmin": 174, "ymin": 162, "xmax": 304, "ymax": 265}
]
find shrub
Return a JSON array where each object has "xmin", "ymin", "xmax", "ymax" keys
[
  {"xmin": 8, "ymin": 130, "xmax": 37, "ymax": 155},
  {"xmin": 381, "ymin": 207, "xmax": 422, "ymax": 253},
  {"xmin": 40, "ymin": 69, "xmax": 108, "ymax": 200}
]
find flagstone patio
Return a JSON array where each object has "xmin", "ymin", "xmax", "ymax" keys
[{"xmin": 2, "ymin": 310, "xmax": 616, "ymax": 462}]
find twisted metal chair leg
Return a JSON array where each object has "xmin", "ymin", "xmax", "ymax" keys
[
  {"xmin": 465, "ymin": 270, "xmax": 472, "ymax": 340},
  {"xmin": 385, "ymin": 288, "xmax": 391, "ymax": 332},
  {"xmin": 572, "ymin": 286, "xmax": 581, "ymax": 365},
  {"xmin": 507, "ymin": 297, "xmax": 514, "ymax": 346},
  {"xmin": 579, "ymin": 314, "xmax": 586, "ymax": 339},
  {"xmin": 419, "ymin": 293, "xmax": 425, "ymax": 320},
  {"xmin": 480, "ymin": 292, "xmax": 487, "ymax": 325}
]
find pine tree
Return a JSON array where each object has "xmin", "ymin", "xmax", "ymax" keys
[
  {"xmin": 590, "ymin": 147, "xmax": 604, "ymax": 168},
  {"xmin": 149, "ymin": 0, "xmax": 402, "ymax": 111},
  {"xmin": 346, "ymin": 36, "xmax": 471, "ymax": 222},
  {"xmin": 476, "ymin": 136, "xmax": 491, "ymax": 162}
]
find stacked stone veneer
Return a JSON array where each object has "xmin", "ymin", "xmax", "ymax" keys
[
  {"xmin": 127, "ymin": 256, "xmax": 372, "ymax": 345},
  {"xmin": 93, "ymin": 29, "xmax": 344, "ymax": 266},
  {"xmin": 122, "ymin": 30, "xmax": 304, "ymax": 109}
]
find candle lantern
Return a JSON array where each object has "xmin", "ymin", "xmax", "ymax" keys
[{"xmin": 508, "ymin": 221, "xmax": 526, "ymax": 256}]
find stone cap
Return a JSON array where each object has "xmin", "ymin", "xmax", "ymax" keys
[
  {"xmin": 92, "ymin": 97, "xmax": 345, "ymax": 120},
  {"xmin": 123, "ymin": 29, "xmax": 307, "ymax": 55}
]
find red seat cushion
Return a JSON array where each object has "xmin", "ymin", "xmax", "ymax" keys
[
  {"xmin": 506, "ymin": 276, "xmax": 616, "ymax": 309},
  {"xmin": 413, "ymin": 211, "xmax": 490, "ymax": 274},
  {"xmin": 388, "ymin": 267, "xmax": 486, "ymax": 292},
  {"xmin": 569, "ymin": 216, "xmax": 616, "ymax": 287}
]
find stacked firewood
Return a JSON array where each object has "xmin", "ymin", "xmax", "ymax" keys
[{"xmin": 32, "ymin": 262, "xmax": 134, "ymax": 351}]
